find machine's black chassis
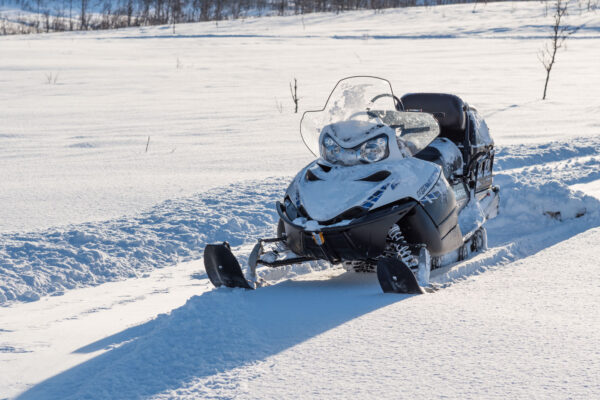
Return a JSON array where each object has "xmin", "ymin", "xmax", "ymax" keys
[
  {"xmin": 204, "ymin": 190, "xmax": 464, "ymax": 295},
  {"xmin": 204, "ymin": 173, "xmax": 496, "ymax": 295},
  {"xmin": 277, "ymin": 200, "xmax": 415, "ymax": 264}
]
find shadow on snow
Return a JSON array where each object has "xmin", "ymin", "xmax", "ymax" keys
[{"xmin": 17, "ymin": 272, "xmax": 408, "ymax": 399}]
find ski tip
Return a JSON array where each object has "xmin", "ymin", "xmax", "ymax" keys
[
  {"xmin": 204, "ymin": 243, "xmax": 254, "ymax": 290},
  {"xmin": 376, "ymin": 257, "xmax": 424, "ymax": 295}
]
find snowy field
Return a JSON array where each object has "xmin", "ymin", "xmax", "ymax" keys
[{"xmin": 1, "ymin": 1, "xmax": 600, "ymax": 398}]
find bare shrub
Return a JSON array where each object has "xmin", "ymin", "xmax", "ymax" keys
[
  {"xmin": 538, "ymin": 0, "xmax": 580, "ymax": 100},
  {"xmin": 290, "ymin": 78, "xmax": 299, "ymax": 114},
  {"xmin": 45, "ymin": 72, "xmax": 59, "ymax": 84}
]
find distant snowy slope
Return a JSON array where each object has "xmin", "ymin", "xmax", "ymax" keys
[{"xmin": 3, "ymin": 1, "xmax": 599, "ymax": 39}]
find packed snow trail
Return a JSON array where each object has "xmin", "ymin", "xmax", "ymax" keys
[
  {"xmin": 0, "ymin": 258, "xmax": 213, "ymax": 398},
  {"xmin": 13, "ymin": 227, "xmax": 600, "ymax": 399}
]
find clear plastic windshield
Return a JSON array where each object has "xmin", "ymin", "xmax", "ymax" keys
[
  {"xmin": 375, "ymin": 110, "xmax": 440, "ymax": 156},
  {"xmin": 300, "ymin": 77, "xmax": 396, "ymax": 156},
  {"xmin": 300, "ymin": 76, "xmax": 440, "ymax": 157}
]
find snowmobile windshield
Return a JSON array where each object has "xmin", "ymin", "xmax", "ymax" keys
[
  {"xmin": 300, "ymin": 77, "xmax": 397, "ymax": 156},
  {"xmin": 300, "ymin": 76, "xmax": 440, "ymax": 157},
  {"xmin": 374, "ymin": 110, "xmax": 440, "ymax": 156}
]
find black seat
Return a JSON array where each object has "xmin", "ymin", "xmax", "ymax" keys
[{"xmin": 400, "ymin": 93, "xmax": 467, "ymax": 144}]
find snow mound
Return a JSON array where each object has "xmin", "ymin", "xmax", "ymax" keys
[
  {"xmin": 431, "ymin": 150, "xmax": 600, "ymax": 288},
  {"xmin": 0, "ymin": 179, "xmax": 287, "ymax": 304},
  {"xmin": 433, "ymin": 177, "xmax": 600, "ymax": 287},
  {"xmin": 495, "ymin": 136, "xmax": 600, "ymax": 171},
  {"xmin": 495, "ymin": 175, "xmax": 597, "ymax": 223}
]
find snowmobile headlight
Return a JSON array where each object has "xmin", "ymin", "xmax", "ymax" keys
[
  {"xmin": 321, "ymin": 134, "xmax": 342, "ymax": 163},
  {"xmin": 359, "ymin": 136, "xmax": 388, "ymax": 163},
  {"xmin": 321, "ymin": 134, "xmax": 389, "ymax": 166}
]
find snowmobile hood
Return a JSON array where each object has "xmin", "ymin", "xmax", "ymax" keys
[{"xmin": 288, "ymin": 157, "xmax": 441, "ymax": 223}]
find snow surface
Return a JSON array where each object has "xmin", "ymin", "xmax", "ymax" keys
[
  {"xmin": 1, "ymin": 1, "xmax": 600, "ymax": 399},
  {"xmin": 0, "ymin": 1, "xmax": 599, "ymax": 233}
]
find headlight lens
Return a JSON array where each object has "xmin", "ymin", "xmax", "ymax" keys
[
  {"xmin": 360, "ymin": 136, "xmax": 388, "ymax": 163},
  {"xmin": 321, "ymin": 134, "xmax": 388, "ymax": 166},
  {"xmin": 322, "ymin": 135, "xmax": 341, "ymax": 163}
]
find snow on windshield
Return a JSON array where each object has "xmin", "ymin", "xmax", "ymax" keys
[
  {"xmin": 300, "ymin": 77, "xmax": 395, "ymax": 155},
  {"xmin": 328, "ymin": 119, "xmax": 383, "ymax": 145}
]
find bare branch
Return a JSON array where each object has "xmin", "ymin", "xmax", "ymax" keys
[
  {"xmin": 539, "ymin": 0, "xmax": 581, "ymax": 100},
  {"xmin": 289, "ymin": 78, "xmax": 299, "ymax": 114}
]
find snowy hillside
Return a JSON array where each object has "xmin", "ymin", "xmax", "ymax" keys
[
  {"xmin": 1, "ymin": 1, "xmax": 600, "ymax": 398},
  {"xmin": 4, "ymin": 0, "xmax": 569, "ymax": 35}
]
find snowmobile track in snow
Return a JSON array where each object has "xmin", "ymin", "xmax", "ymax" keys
[{"xmin": 1, "ymin": 137, "xmax": 600, "ymax": 304}]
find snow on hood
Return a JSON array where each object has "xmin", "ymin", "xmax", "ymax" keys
[
  {"xmin": 299, "ymin": 178, "xmax": 379, "ymax": 222},
  {"xmin": 293, "ymin": 157, "xmax": 440, "ymax": 222}
]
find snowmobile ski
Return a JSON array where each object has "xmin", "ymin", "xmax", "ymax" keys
[
  {"xmin": 376, "ymin": 257, "xmax": 424, "ymax": 294},
  {"xmin": 204, "ymin": 243, "xmax": 254, "ymax": 290}
]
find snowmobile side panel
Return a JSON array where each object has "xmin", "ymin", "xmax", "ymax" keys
[
  {"xmin": 396, "ymin": 173, "xmax": 463, "ymax": 257},
  {"xmin": 452, "ymin": 181, "xmax": 469, "ymax": 212},
  {"xmin": 421, "ymin": 174, "xmax": 459, "ymax": 232},
  {"xmin": 204, "ymin": 243, "xmax": 254, "ymax": 290},
  {"xmin": 436, "ymin": 208, "xmax": 460, "ymax": 239},
  {"xmin": 401, "ymin": 204, "xmax": 463, "ymax": 257},
  {"xmin": 377, "ymin": 257, "xmax": 424, "ymax": 294}
]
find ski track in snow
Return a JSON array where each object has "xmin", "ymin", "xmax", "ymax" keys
[
  {"xmin": 14, "ymin": 228, "xmax": 600, "ymax": 400},
  {"xmin": 1, "ymin": 136, "xmax": 599, "ymax": 304}
]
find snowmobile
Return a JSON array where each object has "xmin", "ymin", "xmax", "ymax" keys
[{"xmin": 204, "ymin": 76, "xmax": 499, "ymax": 294}]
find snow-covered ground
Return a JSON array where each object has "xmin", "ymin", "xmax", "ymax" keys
[
  {"xmin": 1, "ymin": 2, "xmax": 600, "ymax": 398},
  {"xmin": 1, "ymin": 1, "xmax": 599, "ymax": 234}
]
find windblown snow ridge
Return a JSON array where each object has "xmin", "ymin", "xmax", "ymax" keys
[
  {"xmin": 495, "ymin": 136, "xmax": 600, "ymax": 171},
  {"xmin": 0, "ymin": 178, "xmax": 288, "ymax": 303}
]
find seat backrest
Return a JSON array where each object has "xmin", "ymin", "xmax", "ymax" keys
[{"xmin": 400, "ymin": 93, "xmax": 467, "ymax": 144}]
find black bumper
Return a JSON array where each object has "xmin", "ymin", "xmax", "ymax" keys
[{"xmin": 277, "ymin": 200, "xmax": 416, "ymax": 263}]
